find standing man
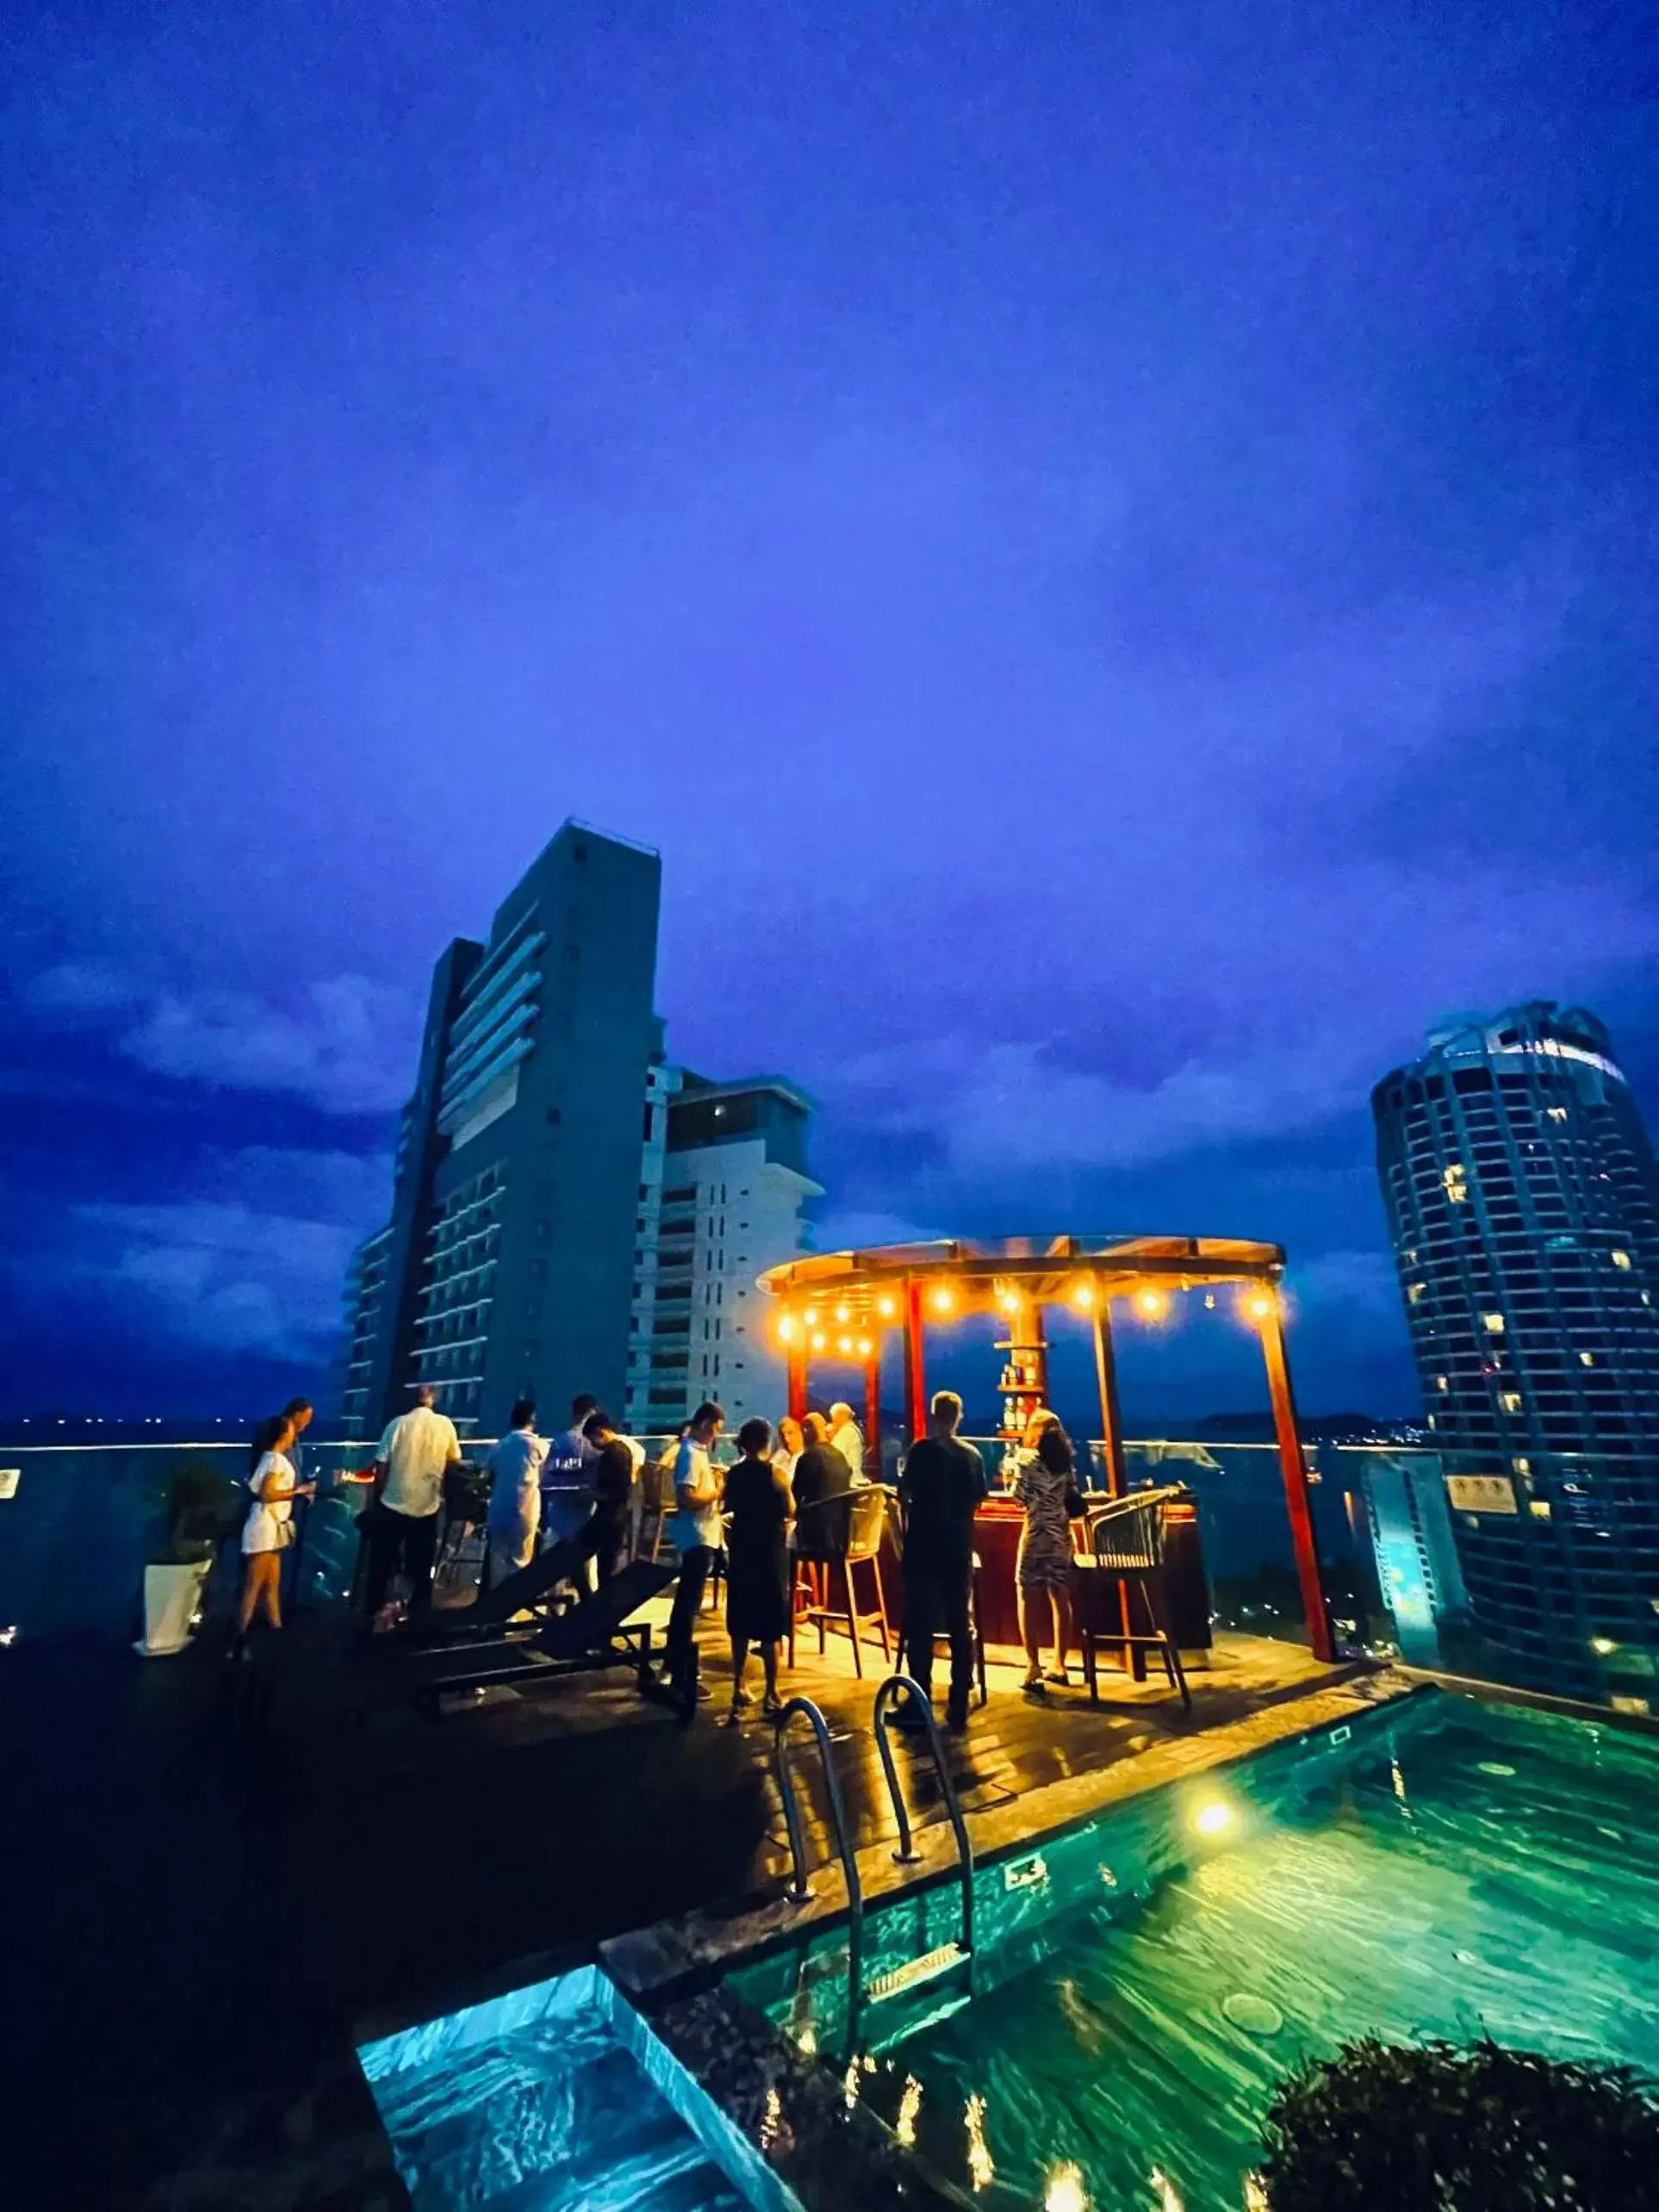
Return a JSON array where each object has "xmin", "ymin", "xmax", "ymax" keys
[
  {"xmin": 484, "ymin": 1398, "xmax": 546, "ymax": 1588},
  {"xmin": 898, "ymin": 1391, "xmax": 986, "ymax": 1731},
  {"xmin": 828, "ymin": 1401, "xmax": 866, "ymax": 1482},
  {"xmin": 581, "ymin": 1409, "xmax": 636, "ymax": 1585},
  {"xmin": 366, "ymin": 1384, "xmax": 461, "ymax": 1625},
  {"xmin": 663, "ymin": 1400, "xmax": 725, "ymax": 1700}
]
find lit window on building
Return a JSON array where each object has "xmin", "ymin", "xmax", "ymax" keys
[
  {"xmin": 1443, "ymin": 1165, "xmax": 1469, "ymax": 1202},
  {"xmin": 1581, "ymin": 1351, "xmax": 1596, "ymax": 1367},
  {"xmin": 1501, "ymin": 1390, "xmax": 1523, "ymax": 1414},
  {"xmin": 1612, "ymin": 1250, "xmax": 1633, "ymax": 1270},
  {"xmin": 1547, "ymin": 1105, "xmax": 1569, "ymax": 1122},
  {"xmin": 1436, "ymin": 1375, "xmax": 1450, "ymax": 1393},
  {"xmin": 1407, "ymin": 1282, "xmax": 1426, "ymax": 1304},
  {"xmin": 1530, "ymin": 1500, "xmax": 1551, "ymax": 1519},
  {"xmin": 1482, "ymin": 1312, "xmax": 1506, "ymax": 1334}
]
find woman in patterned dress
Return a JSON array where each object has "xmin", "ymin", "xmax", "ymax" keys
[{"xmin": 1011, "ymin": 1411, "xmax": 1078, "ymax": 1692}]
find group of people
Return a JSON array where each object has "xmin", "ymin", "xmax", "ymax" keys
[{"xmin": 233, "ymin": 1380, "xmax": 1091, "ymax": 1730}]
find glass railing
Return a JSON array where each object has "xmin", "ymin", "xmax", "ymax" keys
[{"xmin": 2, "ymin": 1432, "xmax": 1652, "ymax": 1717}]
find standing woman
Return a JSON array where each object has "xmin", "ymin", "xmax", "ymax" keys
[
  {"xmin": 724, "ymin": 1417, "xmax": 793, "ymax": 1723},
  {"xmin": 1012, "ymin": 1411, "xmax": 1078, "ymax": 1693},
  {"xmin": 239, "ymin": 1414, "xmax": 314, "ymax": 1644}
]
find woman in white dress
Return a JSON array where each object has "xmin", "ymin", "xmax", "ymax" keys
[{"xmin": 239, "ymin": 1414, "xmax": 314, "ymax": 1637}]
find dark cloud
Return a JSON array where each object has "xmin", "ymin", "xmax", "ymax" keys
[{"xmin": 3, "ymin": 0, "xmax": 1656, "ymax": 1414}]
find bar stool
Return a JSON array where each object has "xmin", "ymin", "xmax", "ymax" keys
[
  {"xmin": 789, "ymin": 1488, "xmax": 891, "ymax": 1677},
  {"xmin": 1072, "ymin": 1486, "xmax": 1190, "ymax": 1712}
]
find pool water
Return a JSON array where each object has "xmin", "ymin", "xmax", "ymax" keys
[
  {"xmin": 359, "ymin": 1966, "xmax": 759, "ymax": 2211},
  {"xmin": 736, "ymin": 1695, "xmax": 1659, "ymax": 2211}
]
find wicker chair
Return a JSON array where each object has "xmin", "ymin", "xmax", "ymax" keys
[{"xmin": 1072, "ymin": 1486, "xmax": 1191, "ymax": 1712}]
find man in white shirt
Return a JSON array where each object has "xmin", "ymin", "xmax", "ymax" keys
[
  {"xmin": 485, "ymin": 1398, "xmax": 547, "ymax": 1586},
  {"xmin": 366, "ymin": 1384, "xmax": 461, "ymax": 1624},
  {"xmin": 663, "ymin": 1399, "xmax": 725, "ymax": 1699},
  {"xmin": 829, "ymin": 1401, "xmax": 867, "ymax": 1482}
]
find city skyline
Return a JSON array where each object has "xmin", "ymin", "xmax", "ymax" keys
[{"xmin": 5, "ymin": 5, "xmax": 1657, "ymax": 1419}]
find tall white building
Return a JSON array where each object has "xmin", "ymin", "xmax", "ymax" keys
[{"xmin": 625, "ymin": 1072, "xmax": 820, "ymax": 1437}]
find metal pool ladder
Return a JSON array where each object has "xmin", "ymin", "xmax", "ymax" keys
[
  {"xmin": 867, "ymin": 1675, "xmax": 975, "ymax": 2014},
  {"xmin": 774, "ymin": 1695, "xmax": 864, "ymax": 2041}
]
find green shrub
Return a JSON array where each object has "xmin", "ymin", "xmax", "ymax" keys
[{"xmin": 1259, "ymin": 2037, "xmax": 1659, "ymax": 2211}]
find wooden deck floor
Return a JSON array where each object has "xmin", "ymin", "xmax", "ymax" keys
[{"xmin": 1, "ymin": 1594, "xmax": 1357, "ymax": 2210}]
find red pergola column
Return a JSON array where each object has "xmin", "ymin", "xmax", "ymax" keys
[
  {"xmin": 903, "ymin": 1277, "xmax": 927, "ymax": 1444},
  {"xmin": 1259, "ymin": 1297, "xmax": 1335, "ymax": 1664},
  {"xmin": 786, "ymin": 1342, "xmax": 808, "ymax": 1424},
  {"xmin": 863, "ymin": 1346, "xmax": 883, "ymax": 1478},
  {"xmin": 1090, "ymin": 1289, "xmax": 1126, "ymax": 1498}
]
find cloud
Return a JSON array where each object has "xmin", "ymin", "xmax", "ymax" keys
[
  {"xmin": 118, "ymin": 974, "xmax": 419, "ymax": 1115},
  {"xmin": 65, "ymin": 1146, "xmax": 394, "ymax": 1359},
  {"xmin": 839, "ymin": 1035, "xmax": 1374, "ymax": 1180},
  {"xmin": 22, "ymin": 961, "xmax": 142, "ymax": 1021}
]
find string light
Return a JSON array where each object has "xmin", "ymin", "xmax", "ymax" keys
[
  {"xmin": 803, "ymin": 1308, "xmax": 818, "ymax": 1326},
  {"xmin": 1242, "ymin": 1289, "xmax": 1276, "ymax": 1323},
  {"xmin": 836, "ymin": 1335, "xmax": 854, "ymax": 1356},
  {"xmin": 1070, "ymin": 1280, "xmax": 1096, "ymax": 1312},
  {"xmin": 811, "ymin": 1333, "xmax": 827, "ymax": 1352},
  {"xmin": 777, "ymin": 1315, "xmax": 798, "ymax": 1344},
  {"xmin": 1134, "ymin": 1288, "xmax": 1167, "ymax": 1320},
  {"xmin": 929, "ymin": 1284, "xmax": 955, "ymax": 1316},
  {"xmin": 856, "ymin": 1338, "xmax": 873, "ymax": 1358},
  {"xmin": 876, "ymin": 1294, "xmax": 896, "ymax": 1319}
]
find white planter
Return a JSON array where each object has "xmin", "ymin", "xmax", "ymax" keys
[{"xmin": 135, "ymin": 1559, "xmax": 212, "ymax": 1656}]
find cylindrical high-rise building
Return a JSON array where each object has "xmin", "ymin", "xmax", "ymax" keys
[{"xmin": 1373, "ymin": 1002, "xmax": 1659, "ymax": 1706}]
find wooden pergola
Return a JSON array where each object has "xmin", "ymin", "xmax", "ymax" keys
[{"xmin": 756, "ymin": 1233, "xmax": 1333, "ymax": 1663}]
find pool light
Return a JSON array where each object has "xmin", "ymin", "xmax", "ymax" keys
[
  {"xmin": 1045, "ymin": 2163, "xmax": 1088, "ymax": 2212},
  {"xmin": 1192, "ymin": 1796, "xmax": 1235, "ymax": 1838},
  {"xmin": 964, "ymin": 2093, "xmax": 995, "ymax": 2190}
]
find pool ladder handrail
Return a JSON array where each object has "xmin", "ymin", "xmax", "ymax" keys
[
  {"xmin": 774, "ymin": 1695, "xmax": 864, "ymax": 2040},
  {"xmin": 872, "ymin": 1674, "xmax": 975, "ymax": 1965}
]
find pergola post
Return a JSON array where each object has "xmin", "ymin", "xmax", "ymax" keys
[
  {"xmin": 1259, "ymin": 1298, "xmax": 1334, "ymax": 1663},
  {"xmin": 903, "ymin": 1277, "xmax": 927, "ymax": 1445},
  {"xmin": 1090, "ymin": 1290, "xmax": 1127, "ymax": 1498},
  {"xmin": 786, "ymin": 1343, "xmax": 807, "ymax": 1425},
  {"xmin": 863, "ymin": 1345, "xmax": 883, "ymax": 1479}
]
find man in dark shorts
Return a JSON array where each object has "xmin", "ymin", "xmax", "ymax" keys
[
  {"xmin": 581, "ymin": 1408, "xmax": 637, "ymax": 1583},
  {"xmin": 898, "ymin": 1390, "xmax": 986, "ymax": 1730}
]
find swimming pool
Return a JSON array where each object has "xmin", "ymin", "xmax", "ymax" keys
[{"xmin": 730, "ymin": 1693, "xmax": 1659, "ymax": 2210}]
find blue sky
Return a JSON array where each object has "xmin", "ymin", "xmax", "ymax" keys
[{"xmin": 3, "ymin": 2, "xmax": 1656, "ymax": 1420}]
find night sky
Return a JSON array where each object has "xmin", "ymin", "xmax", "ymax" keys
[{"xmin": 4, "ymin": 3, "xmax": 1656, "ymax": 1425}]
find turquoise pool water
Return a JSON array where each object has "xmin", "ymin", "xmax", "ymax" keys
[
  {"xmin": 733, "ymin": 1695, "xmax": 1659, "ymax": 2210},
  {"xmin": 359, "ymin": 1966, "xmax": 775, "ymax": 2212}
]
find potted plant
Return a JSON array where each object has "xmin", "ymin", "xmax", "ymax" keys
[
  {"xmin": 135, "ymin": 1460, "xmax": 244, "ymax": 1656},
  {"xmin": 1258, "ymin": 2036, "xmax": 1659, "ymax": 2210}
]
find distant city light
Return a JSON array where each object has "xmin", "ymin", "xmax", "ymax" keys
[{"xmin": 1192, "ymin": 1797, "xmax": 1234, "ymax": 1837}]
